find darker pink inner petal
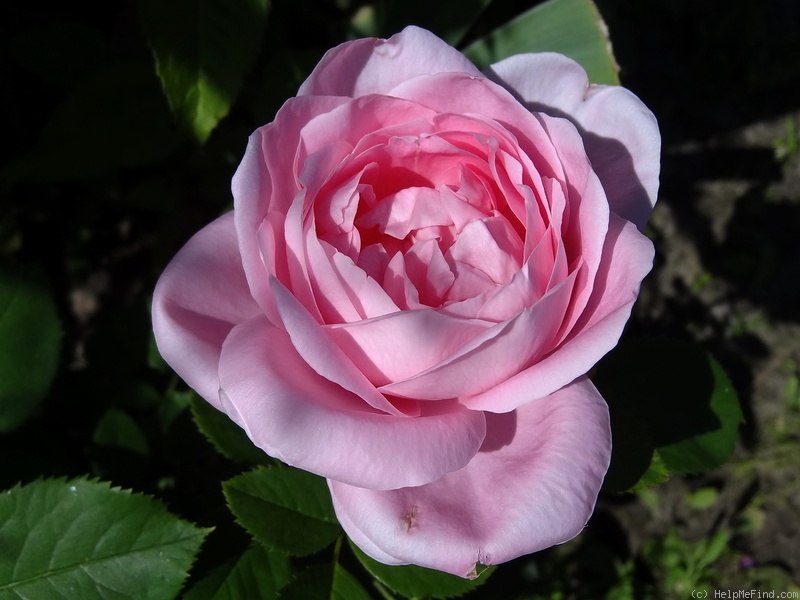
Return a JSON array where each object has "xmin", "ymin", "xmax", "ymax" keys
[{"xmin": 299, "ymin": 110, "xmax": 550, "ymax": 314}]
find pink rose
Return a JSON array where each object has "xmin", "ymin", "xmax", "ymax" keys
[{"xmin": 153, "ymin": 27, "xmax": 659, "ymax": 577}]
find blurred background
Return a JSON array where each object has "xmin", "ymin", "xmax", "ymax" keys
[{"xmin": 1, "ymin": 0, "xmax": 799, "ymax": 597}]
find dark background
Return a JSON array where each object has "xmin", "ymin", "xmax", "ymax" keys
[{"xmin": 1, "ymin": 0, "xmax": 799, "ymax": 597}]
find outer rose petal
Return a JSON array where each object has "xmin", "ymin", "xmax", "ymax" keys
[
  {"xmin": 152, "ymin": 213, "xmax": 261, "ymax": 407},
  {"xmin": 329, "ymin": 377, "xmax": 611, "ymax": 577},
  {"xmin": 485, "ymin": 53, "xmax": 660, "ymax": 229},
  {"xmin": 298, "ymin": 26, "xmax": 482, "ymax": 98},
  {"xmin": 218, "ymin": 315, "xmax": 487, "ymax": 490},
  {"xmin": 233, "ymin": 96, "xmax": 349, "ymax": 323}
]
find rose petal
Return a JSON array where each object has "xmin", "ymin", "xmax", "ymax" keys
[
  {"xmin": 298, "ymin": 26, "xmax": 482, "ymax": 98},
  {"xmin": 327, "ymin": 308, "xmax": 492, "ymax": 386},
  {"xmin": 485, "ymin": 53, "xmax": 660, "ymax": 229},
  {"xmin": 382, "ymin": 250, "xmax": 419, "ymax": 310},
  {"xmin": 445, "ymin": 216, "xmax": 523, "ymax": 287},
  {"xmin": 234, "ymin": 96, "xmax": 348, "ymax": 320},
  {"xmin": 379, "ymin": 271, "xmax": 577, "ymax": 402},
  {"xmin": 270, "ymin": 277, "xmax": 408, "ymax": 416},
  {"xmin": 464, "ymin": 213, "xmax": 654, "ymax": 411},
  {"xmin": 218, "ymin": 315, "xmax": 487, "ymax": 489},
  {"xmin": 152, "ymin": 213, "xmax": 260, "ymax": 407},
  {"xmin": 404, "ymin": 238, "xmax": 455, "ymax": 306},
  {"xmin": 329, "ymin": 377, "xmax": 611, "ymax": 577},
  {"xmin": 389, "ymin": 73, "xmax": 566, "ymax": 185}
]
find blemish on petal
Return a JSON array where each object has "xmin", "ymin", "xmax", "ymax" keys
[{"xmin": 401, "ymin": 506, "xmax": 419, "ymax": 532}]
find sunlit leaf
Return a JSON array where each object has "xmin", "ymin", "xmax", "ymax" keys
[
  {"xmin": 464, "ymin": 0, "xmax": 619, "ymax": 85},
  {"xmin": 139, "ymin": 0, "xmax": 270, "ymax": 143},
  {"xmin": 628, "ymin": 450, "xmax": 670, "ymax": 492},
  {"xmin": 0, "ymin": 477, "xmax": 209, "ymax": 599},
  {"xmin": 0, "ymin": 266, "xmax": 61, "ymax": 432},
  {"xmin": 223, "ymin": 465, "xmax": 340, "ymax": 556}
]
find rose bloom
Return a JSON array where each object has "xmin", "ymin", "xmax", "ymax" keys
[{"xmin": 153, "ymin": 27, "xmax": 659, "ymax": 577}]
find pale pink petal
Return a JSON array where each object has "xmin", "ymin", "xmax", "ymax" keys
[
  {"xmin": 445, "ymin": 217, "xmax": 523, "ymax": 286},
  {"xmin": 233, "ymin": 96, "xmax": 348, "ymax": 320},
  {"xmin": 382, "ymin": 251, "xmax": 419, "ymax": 310},
  {"xmin": 152, "ymin": 213, "xmax": 261, "ymax": 407},
  {"xmin": 218, "ymin": 315, "xmax": 487, "ymax": 489},
  {"xmin": 281, "ymin": 194, "xmax": 324, "ymax": 320},
  {"xmin": 304, "ymin": 226, "xmax": 398, "ymax": 321},
  {"xmin": 356, "ymin": 186, "xmax": 485, "ymax": 241},
  {"xmin": 567, "ymin": 213, "xmax": 655, "ymax": 335},
  {"xmin": 464, "ymin": 214, "xmax": 654, "ymax": 411},
  {"xmin": 298, "ymin": 26, "xmax": 481, "ymax": 98},
  {"xmin": 327, "ymin": 310, "xmax": 492, "ymax": 386},
  {"xmin": 389, "ymin": 74, "xmax": 566, "ymax": 184},
  {"xmin": 297, "ymin": 98, "xmax": 437, "ymax": 175},
  {"xmin": 380, "ymin": 272, "xmax": 577, "ymax": 402},
  {"xmin": 485, "ymin": 53, "xmax": 660, "ymax": 229},
  {"xmin": 331, "ymin": 251, "xmax": 400, "ymax": 317},
  {"xmin": 270, "ymin": 277, "xmax": 408, "ymax": 416},
  {"xmin": 444, "ymin": 260, "xmax": 497, "ymax": 303},
  {"xmin": 329, "ymin": 377, "xmax": 611, "ymax": 577},
  {"xmin": 404, "ymin": 238, "xmax": 455, "ymax": 307},
  {"xmin": 465, "ymin": 233, "xmax": 559, "ymax": 323}
]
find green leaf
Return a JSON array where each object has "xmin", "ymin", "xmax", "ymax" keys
[
  {"xmin": 464, "ymin": 0, "xmax": 619, "ymax": 85},
  {"xmin": 330, "ymin": 564, "xmax": 373, "ymax": 600},
  {"xmin": 183, "ymin": 543, "xmax": 291, "ymax": 600},
  {"xmin": 0, "ymin": 477, "xmax": 209, "ymax": 599},
  {"xmin": 628, "ymin": 450, "xmax": 670, "ymax": 492},
  {"xmin": 159, "ymin": 389, "xmax": 193, "ymax": 434},
  {"xmin": 223, "ymin": 465, "xmax": 340, "ymax": 556},
  {"xmin": 280, "ymin": 563, "xmax": 372, "ymax": 600},
  {"xmin": 0, "ymin": 266, "xmax": 61, "ymax": 433},
  {"xmin": 381, "ymin": 0, "xmax": 493, "ymax": 46},
  {"xmin": 350, "ymin": 541, "xmax": 494, "ymax": 599},
  {"xmin": 93, "ymin": 407, "xmax": 150, "ymax": 456},
  {"xmin": 656, "ymin": 354, "xmax": 741, "ymax": 474},
  {"xmin": 594, "ymin": 338, "xmax": 743, "ymax": 490},
  {"xmin": 685, "ymin": 487, "xmax": 719, "ymax": 511},
  {"xmin": 695, "ymin": 530, "xmax": 729, "ymax": 571},
  {"xmin": 190, "ymin": 393, "xmax": 271, "ymax": 465},
  {"xmin": 139, "ymin": 0, "xmax": 270, "ymax": 143}
]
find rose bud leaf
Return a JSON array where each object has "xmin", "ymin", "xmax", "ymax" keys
[
  {"xmin": 0, "ymin": 477, "xmax": 209, "ymax": 599},
  {"xmin": 464, "ymin": 0, "xmax": 619, "ymax": 85},
  {"xmin": 223, "ymin": 465, "xmax": 341, "ymax": 556}
]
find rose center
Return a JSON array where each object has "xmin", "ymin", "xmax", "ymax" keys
[{"xmin": 313, "ymin": 131, "xmax": 526, "ymax": 309}]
